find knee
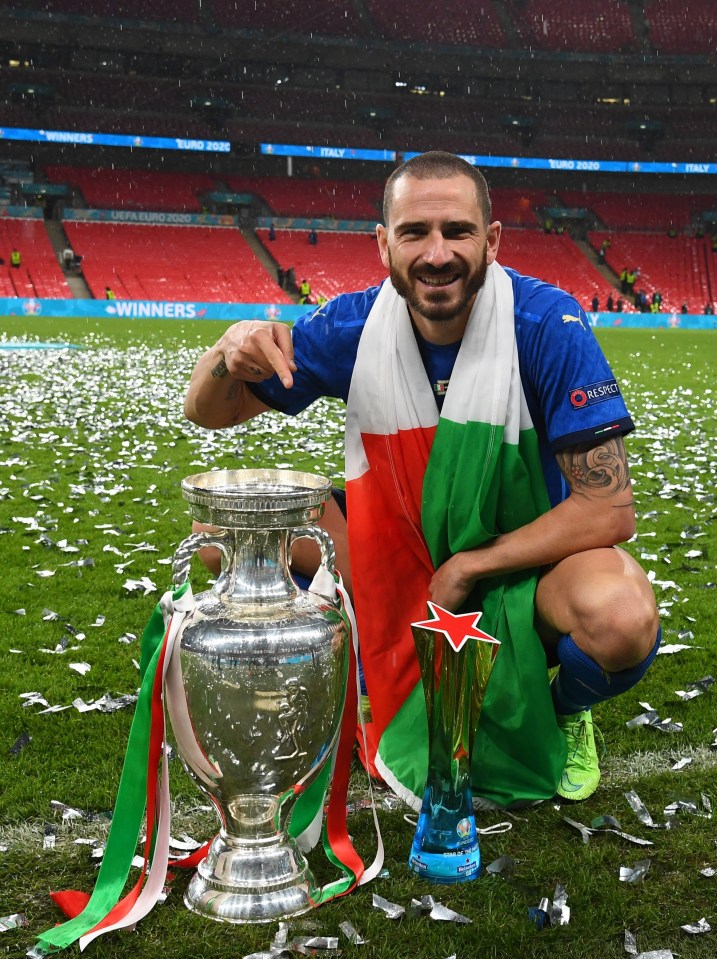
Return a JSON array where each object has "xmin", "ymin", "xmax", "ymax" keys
[{"xmin": 575, "ymin": 579, "xmax": 659, "ymax": 672}]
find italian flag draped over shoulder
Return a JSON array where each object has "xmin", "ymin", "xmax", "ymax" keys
[{"xmin": 345, "ymin": 263, "xmax": 567, "ymax": 809}]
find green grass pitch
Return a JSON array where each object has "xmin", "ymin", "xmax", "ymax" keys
[{"xmin": 0, "ymin": 316, "xmax": 715, "ymax": 958}]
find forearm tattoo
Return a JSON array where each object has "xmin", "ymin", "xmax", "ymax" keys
[
  {"xmin": 557, "ymin": 437, "xmax": 632, "ymax": 500},
  {"xmin": 225, "ymin": 378, "xmax": 241, "ymax": 401},
  {"xmin": 211, "ymin": 357, "xmax": 229, "ymax": 378}
]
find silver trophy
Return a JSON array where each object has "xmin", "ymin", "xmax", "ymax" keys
[{"xmin": 169, "ymin": 469, "xmax": 349, "ymax": 924}]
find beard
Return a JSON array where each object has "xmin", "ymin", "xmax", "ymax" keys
[{"xmin": 387, "ymin": 245, "xmax": 489, "ymax": 323}]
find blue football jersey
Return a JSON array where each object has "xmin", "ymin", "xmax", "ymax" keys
[{"xmin": 251, "ymin": 269, "xmax": 634, "ymax": 507}]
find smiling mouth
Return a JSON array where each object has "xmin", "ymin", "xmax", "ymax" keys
[{"xmin": 418, "ymin": 273, "xmax": 460, "ymax": 287}]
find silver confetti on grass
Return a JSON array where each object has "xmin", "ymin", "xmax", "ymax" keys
[
  {"xmin": 663, "ymin": 795, "xmax": 712, "ymax": 819},
  {"xmin": 338, "ymin": 920, "xmax": 365, "ymax": 944},
  {"xmin": 564, "ymin": 816, "xmax": 654, "ymax": 847},
  {"xmin": 619, "ymin": 859, "xmax": 651, "ymax": 882},
  {"xmin": 485, "ymin": 853, "xmax": 518, "ymax": 875},
  {"xmin": 0, "ymin": 913, "xmax": 29, "ymax": 931},
  {"xmin": 291, "ymin": 936, "xmax": 339, "ymax": 950},
  {"xmin": 528, "ymin": 884, "xmax": 569, "ymax": 928},
  {"xmin": 409, "ymin": 895, "xmax": 435, "ymax": 916},
  {"xmin": 43, "ymin": 824, "xmax": 56, "ymax": 850},
  {"xmin": 428, "ymin": 902, "xmax": 471, "ymax": 924},
  {"xmin": 624, "ymin": 790, "xmax": 656, "ymax": 826},
  {"xmin": 626, "ymin": 704, "xmax": 683, "ymax": 733},
  {"xmin": 550, "ymin": 883, "xmax": 570, "ymax": 925},
  {"xmin": 372, "ymin": 893, "xmax": 405, "ymax": 919},
  {"xmin": 69, "ymin": 661, "xmax": 91, "ymax": 675},
  {"xmin": 670, "ymin": 757, "xmax": 692, "ymax": 770},
  {"xmin": 624, "ymin": 930, "xmax": 638, "ymax": 954},
  {"xmin": 681, "ymin": 917, "xmax": 711, "ymax": 934},
  {"xmin": 657, "ymin": 643, "xmax": 701, "ymax": 655}
]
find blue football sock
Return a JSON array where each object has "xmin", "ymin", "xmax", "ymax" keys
[{"xmin": 552, "ymin": 626, "xmax": 662, "ymax": 716}]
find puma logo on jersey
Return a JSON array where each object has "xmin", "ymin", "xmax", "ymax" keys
[{"xmin": 562, "ymin": 313, "xmax": 586, "ymax": 330}]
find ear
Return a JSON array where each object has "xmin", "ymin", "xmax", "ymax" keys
[
  {"xmin": 376, "ymin": 224, "xmax": 390, "ymax": 270},
  {"xmin": 486, "ymin": 220, "xmax": 501, "ymax": 265}
]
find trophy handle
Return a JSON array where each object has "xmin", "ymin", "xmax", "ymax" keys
[
  {"xmin": 289, "ymin": 524, "xmax": 336, "ymax": 579},
  {"xmin": 172, "ymin": 530, "xmax": 233, "ymax": 586}
]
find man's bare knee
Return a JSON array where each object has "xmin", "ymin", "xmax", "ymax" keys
[
  {"xmin": 537, "ymin": 547, "xmax": 658, "ymax": 672},
  {"xmin": 578, "ymin": 581, "xmax": 659, "ymax": 671}
]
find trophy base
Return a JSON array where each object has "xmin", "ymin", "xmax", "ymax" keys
[
  {"xmin": 185, "ymin": 830, "xmax": 319, "ymax": 923},
  {"xmin": 408, "ymin": 811, "xmax": 482, "ymax": 884},
  {"xmin": 408, "ymin": 844, "xmax": 482, "ymax": 884}
]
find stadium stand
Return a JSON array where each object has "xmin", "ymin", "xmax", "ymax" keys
[
  {"xmin": 558, "ymin": 190, "xmax": 714, "ymax": 232},
  {"xmin": 255, "ymin": 228, "xmax": 386, "ymax": 302},
  {"xmin": 489, "ymin": 188, "xmax": 550, "ymax": 228},
  {"xmin": 45, "ymin": 166, "xmax": 216, "ymax": 212},
  {"xmin": 0, "ymin": 217, "xmax": 71, "ymax": 299},
  {"xmin": 226, "ymin": 176, "xmax": 383, "ymax": 220},
  {"xmin": 363, "ymin": 0, "xmax": 507, "ymax": 46},
  {"xmin": 62, "ymin": 222, "xmax": 292, "ymax": 303},
  {"xmin": 17, "ymin": 0, "xmax": 203, "ymax": 24},
  {"xmin": 507, "ymin": 0, "xmax": 636, "ymax": 53},
  {"xmin": 498, "ymin": 229, "xmax": 617, "ymax": 311},
  {"xmin": 590, "ymin": 230, "xmax": 715, "ymax": 314},
  {"xmin": 211, "ymin": 0, "xmax": 364, "ymax": 37},
  {"xmin": 645, "ymin": 0, "xmax": 717, "ymax": 55},
  {"xmin": 2, "ymin": 0, "xmax": 717, "ymax": 313}
]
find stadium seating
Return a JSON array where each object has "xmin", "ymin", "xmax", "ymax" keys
[
  {"xmin": 45, "ymin": 166, "xmax": 216, "ymax": 212},
  {"xmin": 256, "ymin": 229, "xmax": 386, "ymax": 301},
  {"xmin": 558, "ymin": 190, "xmax": 715, "ymax": 232},
  {"xmin": 364, "ymin": 0, "xmax": 506, "ymax": 46},
  {"xmin": 508, "ymin": 0, "xmax": 636, "ymax": 53},
  {"xmin": 211, "ymin": 0, "xmax": 364, "ymax": 36},
  {"xmin": 62, "ymin": 221, "xmax": 292, "ymax": 303},
  {"xmin": 0, "ymin": 217, "xmax": 71, "ymax": 299},
  {"xmin": 645, "ymin": 0, "xmax": 717, "ymax": 55},
  {"xmin": 25, "ymin": 0, "xmax": 202, "ymax": 23},
  {"xmin": 498, "ymin": 228, "xmax": 619, "ymax": 312},
  {"xmin": 227, "ymin": 176, "xmax": 383, "ymax": 220},
  {"xmin": 489, "ymin": 188, "xmax": 549, "ymax": 227},
  {"xmin": 590, "ymin": 230, "xmax": 715, "ymax": 314}
]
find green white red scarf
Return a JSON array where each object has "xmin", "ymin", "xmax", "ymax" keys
[{"xmin": 345, "ymin": 263, "xmax": 567, "ymax": 809}]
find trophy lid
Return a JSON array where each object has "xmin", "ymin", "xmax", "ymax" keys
[{"xmin": 181, "ymin": 468, "xmax": 333, "ymax": 528}]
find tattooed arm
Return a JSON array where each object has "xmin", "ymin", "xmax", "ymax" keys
[
  {"xmin": 184, "ymin": 321, "xmax": 296, "ymax": 428},
  {"xmin": 428, "ymin": 436, "xmax": 637, "ymax": 610}
]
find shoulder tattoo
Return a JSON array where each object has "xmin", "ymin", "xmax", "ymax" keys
[{"xmin": 557, "ymin": 437, "xmax": 632, "ymax": 498}]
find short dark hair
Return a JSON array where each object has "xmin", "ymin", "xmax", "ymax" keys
[{"xmin": 383, "ymin": 151, "xmax": 492, "ymax": 226}]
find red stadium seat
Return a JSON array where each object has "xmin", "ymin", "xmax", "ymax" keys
[
  {"xmin": 256, "ymin": 229, "xmax": 386, "ymax": 301},
  {"xmin": 0, "ymin": 218, "xmax": 72, "ymax": 299},
  {"xmin": 62, "ymin": 221, "xmax": 294, "ymax": 303}
]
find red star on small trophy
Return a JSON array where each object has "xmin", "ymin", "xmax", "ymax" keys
[{"xmin": 411, "ymin": 602, "xmax": 500, "ymax": 653}]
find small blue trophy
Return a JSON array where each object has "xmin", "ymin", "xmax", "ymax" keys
[{"xmin": 408, "ymin": 602, "xmax": 500, "ymax": 884}]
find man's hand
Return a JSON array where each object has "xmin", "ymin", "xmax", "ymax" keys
[
  {"xmin": 426, "ymin": 436, "xmax": 636, "ymax": 611},
  {"xmin": 217, "ymin": 320, "xmax": 297, "ymax": 388},
  {"xmin": 428, "ymin": 552, "xmax": 479, "ymax": 611},
  {"xmin": 185, "ymin": 321, "xmax": 296, "ymax": 429}
]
